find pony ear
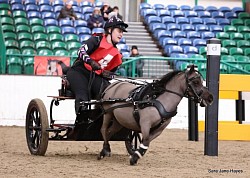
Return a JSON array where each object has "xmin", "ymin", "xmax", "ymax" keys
[{"xmin": 188, "ymin": 64, "xmax": 195, "ymax": 73}]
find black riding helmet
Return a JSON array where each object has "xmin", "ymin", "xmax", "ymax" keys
[
  {"xmin": 104, "ymin": 15, "xmax": 128, "ymax": 33},
  {"xmin": 104, "ymin": 15, "xmax": 128, "ymax": 46}
]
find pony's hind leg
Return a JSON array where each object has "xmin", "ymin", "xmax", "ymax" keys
[{"xmin": 98, "ymin": 114, "xmax": 123, "ymax": 160}]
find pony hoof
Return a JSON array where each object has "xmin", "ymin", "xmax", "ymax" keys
[
  {"xmin": 129, "ymin": 156, "xmax": 138, "ymax": 165},
  {"xmin": 97, "ymin": 149, "xmax": 111, "ymax": 160}
]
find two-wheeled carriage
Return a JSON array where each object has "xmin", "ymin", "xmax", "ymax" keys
[{"xmin": 25, "ymin": 75, "xmax": 141, "ymax": 156}]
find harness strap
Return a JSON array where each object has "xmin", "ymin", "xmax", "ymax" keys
[
  {"xmin": 149, "ymin": 100, "xmax": 177, "ymax": 120},
  {"xmin": 133, "ymin": 102, "xmax": 140, "ymax": 126},
  {"xmin": 103, "ymin": 102, "xmax": 133, "ymax": 114}
]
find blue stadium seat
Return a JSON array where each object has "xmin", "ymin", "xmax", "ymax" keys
[
  {"xmin": 38, "ymin": 0, "xmax": 51, "ymax": 6},
  {"xmin": 211, "ymin": 11, "xmax": 224, "ymax": 19},
  {"xmin": 156, "ymin": 9, "xmax": 171, "ymax": 18},
  {"xmin": 205, "ymin": 6, "xmax": 218, "ymax": 13},
  {"xmin": 74, "ymin": 19, "xmax": 87, "ymax": 27},
  {"xmin": 209, "ymin": 25, "xmax": 223, "ymax": 33},
  {"xmin": 145, "ymin": 16, "xmax": 161, "ymax": 24},
  {"xmin": 79, "ymin": 34, "xmax": 91, "ymax": 43},
  {"xmin": 119, "ymin": 38, "xmax": 126, "ymax": 44},
  {"xmin": 52, "ymin": 0, "xmax": 64, "ymax": 6},
  {"xmin": 180, "ymin": 5, "xmax": 192, "ymax": 11},
  {"xmin": 217, "ymin": 18, "xmax": 230, "ymax": 27},
  {"xmin": 165, "ymin": 45, "xmax": 183, "ymax": 56},
  {"xmin": 193, "ymin": 5, "xmax": 205, "ymax": 12},
  {"xmin": 181, "ymin": 24, "xmax": 195, "ymax": 32},
  {"xmin": 172, "ymin": 30, "xmax": 186, "ymax": 40},
  {"xmin": 41, "ymin": 12, "xmax": 56, "ymax": 19},
  {"xmin": 59, "ymin": 19, "xmax": 73, "ymax": 27},
  {"xmin": 116, "ymin": 44, "xmax": 130, "ymax": 53},
  {"xmin": 25, "ymin": 4, "xmax": 39, "ymax": 12},
  {"xmin": 139, "ymin": 2, "xmax": 152, "ymax": 11},
  {"xmin": 142, "ymin": 9, "xmax": 157, "ymax": 18},
  {"xmin": 122, "ymin": 52, "xmax": 130, "ymax": 58},
  {"xmin": 184, "ymin": 11, "xmax": 198, "ymax": 18},
  {"xmin": 170, "ymin": 54, "xmax": 189, "ymax": 70},
  {"xmin": 183, "ymin": 46, "xmax": 199, "ymax": 55},
  {"xmin": 39, "ymin": 5, "xmax": 53, "ymax": 12},
  {"xmin": 75, "ymin": 12, "xmax": 84, "ymax": 20},
  {"xmin": 171, "ymin": 10, "xmax": 184, "ymax": 18},
  {"xmin": 195, "ymin": 24, "xmax": 209, "ymax": 32},
  {"xmin": 178, "ymin": 38, "xmax": 192, "ymax": 48},
  {"xmin": 9, "ymin": 0, "xmax": 22, "ymax": 5},
  {"xmin": 72, "ymin": 6, "xmax": 81, "ymax": 13},
  {"xmin": 187, "ymin": 31, "xmax": 201, "ymax": 40},
  {"xmin": 84, "ymin": 13, "xmax": 91, "ymax": 20},
  {"xmin": 94, "ymin": 1, "xmax": 104, "ymax": 8},
  {"xmin": 161, "ymin": 16, "xmax": 175, "ymax": 25},
  {"xmin": 71, "ymin": 1, "xmax": 78, "ymax": 7},
  {"xmin": 155, "ymin": 30, "xmax": 172, "ymax": 39},
  {"xmin": 44, "ymin": 19, "xmax": 58, "ymax": 26},
  {"xmin": 54, "ymin": 5, "xmax": 63, "ymax": 13},
  {"xmin": 27, "ymin": 11, "xmax": 41, "ymax": 19},
  {"xmin": 11, "ymin": 4, "xmax": 24, "ymax": 11},
  {"xmin": 166, "ymin": 4, "xmax": 178, "ymax": 11},
  {"xmin": 167, "ymin": 23, "xmax": 181, "ymax": 32},
  {"xmin": 193, "ymin": 39, "xmax": 206, "ymax": 49},
  {"xmin": 150, "ymin": 23, "xmax": 166, "ymax": 32},
  {"xmin": 203, "ymin": 18, "xmax": 217, "ymax": 26},
  {"xmin": 232, "ymin": 7, "xmax": 244, "ymax": 14},
  {"xmin": 82, "ymin": 7, "xmax": 94, "ymax": 15},
  {"xmin": 219, "ymin": 6, "xmax": 231, "ymax": 14},
  {"xmin": 62, "ymin": 26, "xmax": 77, "ymax": 35},
  {"xmin": 76, "ymin": 27, "xmax": 91, "ymax": 35},
  {"xmin": 224, "ymin": 12, "xmax": 237, "ymax": 20},
  {"xmin": 175, "ymin": 17, "xmax": 189, "ymax": 24},
  {"xmin": 92, "ymin": 27, "xmax": 104, "ymax": 35},
  {"xmin": 153, "ymin": 4, "xmax": 165, "ymax": 10},
  {"xmin": 161, "ymin": 38, "xmax": 177, "ymax": 47},
  {"xmin": 201, "ymin": 31, "xmax": 215, "ymax": 40},
  {"xmin": 79, "ymin": 1, "xmax": 93, "ymax": 8},
  {"xmin": 24, "ymin": 0, "xmax": 36, "ymax": 6},
  {"xmin": 198, "ymin": 11, "xmax": 211, "ymax": 18},
  {"xmin": 190, "ymin": 17, "xmax": 203, "ymax": 26}
]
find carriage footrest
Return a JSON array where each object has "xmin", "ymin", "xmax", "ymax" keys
[{"xmin": 46, "ymin": 128, "xmax": 67, "ymax": 132}]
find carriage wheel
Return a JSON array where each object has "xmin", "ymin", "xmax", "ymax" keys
[
  {"xmin": 125, "ymin": 131, "xmax": 142, "ymax": 155},
  {"xmin": 26, "ymin": 98, "xmax": 49, "ymax": 156}
]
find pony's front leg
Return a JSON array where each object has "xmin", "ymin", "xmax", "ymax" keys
[
  {"xmin": 130, "ymin": 127, "xmax": 150, "ymax": 165},
  {"xmin": 98, "ymin": 113, "xmax": 112, "ymax": 160}
]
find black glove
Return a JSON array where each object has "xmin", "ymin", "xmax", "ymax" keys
[
  {"xmin": 87, "ymin": 60, "xmax": 101, "ymax": 71},
  {"xmin": 101, "ymin": 70, "xmax": 115, "ymax": 80}
]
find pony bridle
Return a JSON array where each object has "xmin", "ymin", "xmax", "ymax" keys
[{"xmin": 184, "ymin": 70, "xmax": 205, "ymax": 103}]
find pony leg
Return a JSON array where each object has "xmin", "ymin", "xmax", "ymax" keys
[
  {"xmin": 98, "ymin": 113, "xmax": 112, "ymax": 160},
  {"xmin": 148, "ymin": 119, "xmax": 171, "ymax": 142},
  {"xmin": 130, "ymin": 126, "xmax": 150, "ymax": 165},
  {"xmin": 98, "ymin": 114, "xmax": 123, "ymax": 160},
  {"xmin": 130, "ymin": 119, "xmax": 171, "ymax": 164}
]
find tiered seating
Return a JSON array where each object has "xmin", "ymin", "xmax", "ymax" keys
[
  {"xmin": 140, "ymin": 2, "xmax": 250, "ymax": 73},
  {"xmin": 1, "ymin": 1, "xmax": 130, "ymax": 74}
]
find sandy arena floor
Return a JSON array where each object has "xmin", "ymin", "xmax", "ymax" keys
[{"xmin": 0, "ymin": 126, "xmax": 249, "ymax": 178}]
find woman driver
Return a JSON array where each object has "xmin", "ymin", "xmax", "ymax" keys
[{"xmin": 66, "ymin": 15, "xmax": 128, "ymax": 117}]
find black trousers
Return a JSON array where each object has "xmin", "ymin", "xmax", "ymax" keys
[{"xmin": 66, "ymin": 60, "xmax": 110, "ymax": 113}]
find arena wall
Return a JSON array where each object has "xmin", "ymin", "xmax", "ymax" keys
[{"xmin": 0, "ymin": 75, "xmax": 249, "ymax": 128}]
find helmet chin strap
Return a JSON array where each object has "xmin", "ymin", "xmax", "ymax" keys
[{"xmin": 108, "ymin": 27, "xmax": 117, "ymax": 47}]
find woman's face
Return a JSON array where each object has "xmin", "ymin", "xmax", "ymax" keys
[{"xmin": 110, "ymin": 28, "xmax": 124, "ymax": 44}]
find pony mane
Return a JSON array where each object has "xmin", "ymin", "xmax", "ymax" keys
[
  {"xmin": 130, "ymin": 70, "xmax": 183, "ymax": 101},
  {"xmin": 157, "ymin": 70, "xmax": 183, "ymax": 87}
]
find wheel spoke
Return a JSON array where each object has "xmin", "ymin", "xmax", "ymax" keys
[{"xmin": 36, "ymin": 131, "xmax": 40, "ymax": 148}]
